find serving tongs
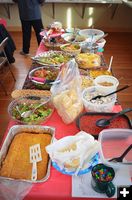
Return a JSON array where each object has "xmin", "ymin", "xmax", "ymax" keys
[
  {"xmin": 109, "ymin": 144, "xmax": 132, "ymax": 163},
  {"xmin": 30, "ymin": 76, "xmax": 60, "ymax": 85}
]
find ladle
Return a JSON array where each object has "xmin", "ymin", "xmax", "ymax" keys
[
  {"xmin": 96, "ymin": 108, "xmax": 132, "ymax": 127},
  {"xmin": 91, "ymin": 85, "xmax": 129, "ymax": 101}
]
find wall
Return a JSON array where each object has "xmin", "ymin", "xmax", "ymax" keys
[{"xmin": 0, "ymin": 3, "xmax": 132, "ymax": 32}]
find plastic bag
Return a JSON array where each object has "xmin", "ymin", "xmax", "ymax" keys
[
  {"xmin": 51, "ymin": 59, "xmax": 83, "ymax": 124},
  {"xmin": 46, "ymin": 131, "xmax": 100, "ymax": 173},
  {"xmin": 0, "ymin": 179, "xmax": 32, "ymax": 200}
]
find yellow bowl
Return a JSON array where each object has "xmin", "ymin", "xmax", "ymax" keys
[{"xmin": 60, "ymin": 43, "xmax": 81, "ymax": 56}]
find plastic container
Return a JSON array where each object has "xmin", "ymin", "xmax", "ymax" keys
[
  {"xmin": 82, "ymin": 86, "xmax": 117, "ymax": 112},
  {"xmin": 98, "ymin": 128, "xmax": 132, "ymax": 169},
  {"xmin": 96, "ymin": 38, "xmax": 106, "ymax": 49},
  {"xmin": 94, "ymin": 75, "xmax": 119, "ymax": 94}
]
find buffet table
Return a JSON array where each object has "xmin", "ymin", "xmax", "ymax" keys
[
  {"xmin": 0, "ymin": 39, "xmax": 131, "ymax": 200},
  {"xmin": 1, "ymin": 101, "xmax": 119, "ymax": 200}
]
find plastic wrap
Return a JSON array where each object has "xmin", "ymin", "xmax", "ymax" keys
[{"xmin": 51, "ymin": 59, "xmax": 83, "ymax": 124}]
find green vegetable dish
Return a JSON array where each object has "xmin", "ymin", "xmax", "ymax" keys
[
  {"xmin": 34, "ymin": 51, "xmax": 72, "ymax": 66},
  {"xmin": 12, "ymin": 103, "xmax": 53, "ymax": 124}
]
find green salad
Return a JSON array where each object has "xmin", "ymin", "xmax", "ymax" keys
[
  {"xmin": 12, "ymin": 103, "xmax": 53, "ymax": 124},
  {"xmin": 38, "ymin": 53, "xmax": 71, "ymax": 65}
]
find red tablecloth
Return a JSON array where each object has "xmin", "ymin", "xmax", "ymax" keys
[
  {"xmin": 0, "ymin": 41, "xmax": 129, "ymax": 200},
  {"xmin": 1, "ymin": 111, "xmax": 116, "ymax": 200}
]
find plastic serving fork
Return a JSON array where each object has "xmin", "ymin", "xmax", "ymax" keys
[{"xmin": 30, "ymin": 144, "xmax": 42, "ymax": 181}]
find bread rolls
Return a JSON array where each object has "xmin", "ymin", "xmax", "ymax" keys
[{"xmin": 11, "ymin": 89, "xmax": 51, "ymax": 99}]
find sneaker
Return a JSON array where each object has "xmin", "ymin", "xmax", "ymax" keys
[{"xmin": 20, "ymin": 51, "xmax": 30, "ymax": 56}]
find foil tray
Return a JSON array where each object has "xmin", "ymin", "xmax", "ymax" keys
[{"xmin": 0, "ymin": 125, "xmax": 55, "ymax": 183}]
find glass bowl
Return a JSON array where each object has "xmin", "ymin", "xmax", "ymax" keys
[
  {"xmin": 29, "ymin": 66, "xmax": 59, "ymax": 90},
  {"xmin": 8, "ymin": 96, "xmax": 54, "ymax": 125}
]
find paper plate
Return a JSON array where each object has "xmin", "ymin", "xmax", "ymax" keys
[{"xmin": 52, "ymin": 153, "xmax": 99, "ymax": 176}]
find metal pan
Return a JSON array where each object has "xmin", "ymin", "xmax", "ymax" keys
[{"xmin": 0, "ymin": 125, "xmax": 55, "ymax": 183}]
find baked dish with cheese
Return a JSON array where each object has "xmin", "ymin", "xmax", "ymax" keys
[
  {"xmin": 76, "ymin": 53, "xmax": 101, "ymax": 69},
  {"xmin": 0, "ymin": 132, "xmax": 52, "ymax": 181}
]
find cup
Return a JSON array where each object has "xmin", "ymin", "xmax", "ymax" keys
[{"xmin": 91, "ymin": 163, "xmax": 115, "ymax": 197}]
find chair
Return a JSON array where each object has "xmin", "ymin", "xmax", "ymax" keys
[
  {"xmin": 0, "ymin": 37, "xmax": 16, "ymax": 95},
  {"xmin": 0, "ymin": 18, "xmax": 7, "ymax": 27}
]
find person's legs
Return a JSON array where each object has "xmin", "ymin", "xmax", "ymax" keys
[
  {"xmin": 21, "ymin": 20, "xmax": 32, "ymax": 54},
  {"xmin": 32, "ymin": 19, "xmax": 43, "ymax": 45}
]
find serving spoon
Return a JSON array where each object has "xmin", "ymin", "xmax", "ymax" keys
[
  {"xmin": 21, "ymin": 101, "xmax": 48, "ymax": 118},
  {"xmin": 96, "ymin": 108, "xmax": 132, "ymax": 127},
  {"xmin": 109, "ymin": 144, "xmax": 132, "ymax": 163},
  {"xmin": 90, "ymin": 85, "xmax": 129, "ymax": 101}
]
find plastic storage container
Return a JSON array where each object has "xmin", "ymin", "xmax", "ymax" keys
[
  {"xmin": 82, "ymin": 86, "xmax": 117, "ymax": 112},
  {"xmin": 96, "ymin": 38, "xmax": 106, "ymax": 50},
  {"xmin": 94, "ymin": 75, "xmax": 119, "ymax": 94},
  {"xmin": 98, "ymin": 128, "xmax": 132, "ymax": 169}
]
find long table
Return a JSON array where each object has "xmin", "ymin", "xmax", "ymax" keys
[{"xmin": 0, "ymin": 41, "xmax": 131, "ymax": 200}]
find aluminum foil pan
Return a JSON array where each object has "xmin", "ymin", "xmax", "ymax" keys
[{"xmin": 0, "ymin": 125, "xmax": 55, "ymax": 183}]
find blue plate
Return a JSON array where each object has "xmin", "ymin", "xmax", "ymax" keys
[{"xmin": 52, "ymin": 153, "xmax": 99, "ymax": 176}]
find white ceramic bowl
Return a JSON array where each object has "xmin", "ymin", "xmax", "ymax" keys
[
  {"xmin": 82, "ymin": 86, "xmax": 117, "ymax": 112},
  {"xmin": 79, "ymin": 29, "xmax": 104, "ymax": 42},
  {"xmin": 94, "ymin": 75, "xmax": 119, "ymax": 94}
]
